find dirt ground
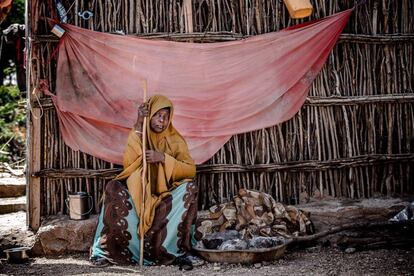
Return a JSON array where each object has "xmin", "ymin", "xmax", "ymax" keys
[
  {"xmin": 1, "ymin": 246, "xmax": 413, "ymax": 276},
  {"xmin": 1, "ymin": 173, "xmax": 413, "ymax": 275}
]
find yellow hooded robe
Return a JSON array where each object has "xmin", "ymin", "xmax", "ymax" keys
[{"xmin": 114, "ymin": 95, "xmax": 196, "ymax": 236}]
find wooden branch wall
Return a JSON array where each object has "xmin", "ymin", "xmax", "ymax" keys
[{"xmin": 27, "ymin": 0, "xmax": 414, "ymax": 225}]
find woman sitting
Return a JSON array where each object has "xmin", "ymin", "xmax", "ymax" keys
[{"xmin": 90, "ymin": 95, "xmax": 198, "ymax": 268}]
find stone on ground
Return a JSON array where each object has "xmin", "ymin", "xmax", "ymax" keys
[
  {"xmin": 0, "ymin": 196, "xmax": 26, "ymax": 214},
  {"xmin": 0, "ymin": 176, "xmax": 26, "ymax": 198},
  {"xmin": 31, "ymin": 215, "xmax": 98, "ymax": 256},
  {"xmin": 298, "ymin": 198, "xmax": 408, "ymax": 232}
]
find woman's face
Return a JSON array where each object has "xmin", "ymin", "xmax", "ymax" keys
[{"xmin": 150, "ymin": 107, "xmax": 170, "ymax": 133}]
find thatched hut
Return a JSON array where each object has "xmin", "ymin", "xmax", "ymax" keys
[{"xmin": 26, "ymin": 0, "xmax": 414, "ymax": 230}]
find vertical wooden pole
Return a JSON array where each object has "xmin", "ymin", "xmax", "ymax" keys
[
  {"xmin": 139, "ymin": 79, "xmax": 148, "ymax": 266},
  {"xmin": 25, "ymin": 0, "xmax": 41, "ymax": 231},
  {"xmin": 183, "ymin": 0, "xmax": 193, "ymax": 33},
  {"xmin": 28, "ymin": 106, "xmax": 42, "ymax": 231}
]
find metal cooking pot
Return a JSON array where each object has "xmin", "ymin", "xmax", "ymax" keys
[
  {"xmin": 194, "ymin": 239, "xmax": 292, "ymax": 264},
  {"xmin": 65, "ymin": 192, "xmax": 93, "ymax": 220},
  {"xmin": 4, "ymin": 247, "xmax": 30, "ymax": 263}
]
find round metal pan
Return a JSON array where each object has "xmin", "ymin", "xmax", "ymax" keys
[{"xmin": 194, "ymin": 239, "xmax": 291, "ymax": 264}]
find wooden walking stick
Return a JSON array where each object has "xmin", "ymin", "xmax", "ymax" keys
[{"xmin": 139, "ymin": 79, "xmax": 148, "ymax": 266}]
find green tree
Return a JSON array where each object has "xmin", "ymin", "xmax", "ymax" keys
[
  {"xmin": 1, "ymin": 0, "xmax": 25, "ymax": 26},
  {"xmin": 0, "ymin": 85, "xmax": 25, "ymax": 162},
  {"xmin": 0, "ymin": 0, "xmax": 26, "ymax": 164}
]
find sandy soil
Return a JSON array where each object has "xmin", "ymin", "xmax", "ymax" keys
[
  {"xmin": 1, "ymin": 246, "xmax": 413, "ymax": 276},
  {"xmin": 1, "ymin": 174, "xmax": 413, "ymax": 275}
]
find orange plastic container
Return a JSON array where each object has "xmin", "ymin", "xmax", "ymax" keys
[{"xmin": 283, "ymin": 0, "xmax": 313, "ymax": 19}]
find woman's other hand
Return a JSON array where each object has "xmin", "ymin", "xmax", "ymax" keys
[
  {"xmin": 134, "ymin": 102, "xmax": 149, "ymax": 131},
  {"xmin": 145, "ymin": 150, "xmax": 165, "ymax": 163}
]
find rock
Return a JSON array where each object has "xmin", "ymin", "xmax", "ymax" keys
[
  {"xmin": 195, "ymin": 240, "xmax": 203, "ymax": 248},
  {"xmin": 31, "ymin": 215, "xmax": 98, "ymax": 256},
  {"xmin": 298, "ymin": 198, "xmax": 409, "ymax": 232},
  {"xmin": 248, "ymin": 236, "xmax": 284, "ymax": 249},
  {"xmin": 345, "ymin": 247, "xmax": 356, "ymax": 254},
  {"xmin": 218, "ymin": 238, "xmax": 248, "ymax": 250},
  {"xmin": 202, "ymin": 230, "xmax": 240, "ymax": 249},
  {"xmin": 0, "ymin": 177, "xmax": 26, "ymax": 197},
  {"xmin": 0, "ymin": 196, "xmax": 26, "ymax": 214},
  {"xmin": 254, "ymin": 263, "xmax": 262, "ymax": 268}
]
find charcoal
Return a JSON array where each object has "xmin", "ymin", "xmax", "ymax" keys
[
  {"xmin": 202, "ymin": 230, "xmax": 240, "ymax": 249},
  {"xmin": 195, "ymin": 240, "xmax": 205, "ymax": 249},
  {"xmin": 218, "ymin": 238, "xmax": 248, "ymax": 250},
  {"xmin": 248, "ymin": 236, "xmax": 285, "ymax": 248}
]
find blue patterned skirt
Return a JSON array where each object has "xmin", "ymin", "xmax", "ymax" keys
[{"xmin": 90, "ymin": 180, "xmax": 198, "ymax": 265}]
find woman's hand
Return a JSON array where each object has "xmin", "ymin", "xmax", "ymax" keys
[
  {"xmin": 134, "ymin": 102, "xmax": 149, "ymax": 131},
  {"xmin": 145, "ymin": 150, "xmax": 165, "ymax": 163}
]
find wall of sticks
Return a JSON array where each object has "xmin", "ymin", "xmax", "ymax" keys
[{"xmin": 27, "ymin": 0, "xmax": 414, "ymax": 228}]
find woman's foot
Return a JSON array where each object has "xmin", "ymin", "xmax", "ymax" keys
[
  {"xmin": 174, "ymin": 255, "xmax": 193, "ymax": 271},
  {"xmin": 174, "ymin": 254, "xmax": 205, "ymax": 270},
  {"xmin": 90, "ymin": 257, "xmax": 111, "ymax": 267},
  {"xmin": 185, "ymin": 255, "xmax": 205, "ymax": 267}
]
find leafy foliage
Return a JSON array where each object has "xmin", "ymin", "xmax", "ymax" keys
[
  {"xmin": 0, "ymin": 0, "xmax": 26, "ymax": 164},
  {"xmin": 1, "ymin": 0, "xmax": 25, "ymax": 27},
  {"xmin": 0, "ymin": 85, "xmax": 26, "ymax": 162}
]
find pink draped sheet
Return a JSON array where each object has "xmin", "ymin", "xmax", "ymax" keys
[{"xmin": 52, "ymin": 8, "xmax": 352, "ymax": 164}]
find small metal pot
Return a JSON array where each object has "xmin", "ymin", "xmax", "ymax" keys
[
  {"xmin": 4, "ymin": 247, "xmax": 30, "ymax": 263},
  {"xmin": 66, "ymin": 192, "xmax": 93, "ymax": 220}
]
